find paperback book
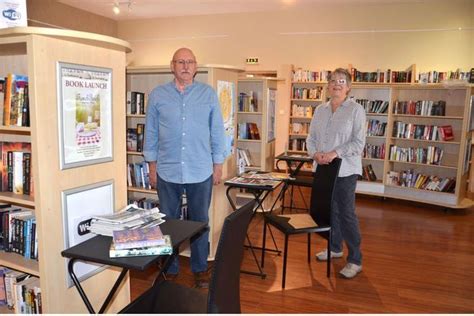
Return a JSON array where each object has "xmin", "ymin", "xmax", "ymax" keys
[
  {"xmin": 109, "ymin": 234, "xmax": 172, "ymax": 258},
  {"xmin": 112, "ymin": 224, "xmax": 166, "ymax": 250}
]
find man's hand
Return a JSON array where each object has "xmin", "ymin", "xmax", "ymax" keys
[
  {"xmin": 213, "ymin": 164, "xmax": 223, "ymax": 185},
  {"xmin": 148, "ymin": 161, "xmax": 157, "ymax": 189},
  {"xmin": 313, "ymin": 151, "xmax": 338, "ymax": 165}
]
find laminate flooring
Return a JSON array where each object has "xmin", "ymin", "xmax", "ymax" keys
[{"xmin": 130, "ymin": 193, "xmax": 474, "ymax": 313}]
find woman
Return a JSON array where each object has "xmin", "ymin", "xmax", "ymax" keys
[{"xmin": 306, "ymin": 68, "xmax": 366, "ymax": 279}]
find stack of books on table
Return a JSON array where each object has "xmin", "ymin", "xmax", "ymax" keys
[
  {"xmin": 89, "ymin": 204, "xmax": 166, "ymax": 237},
  {"xmin": 109, "ymin": 224, "xmax": 172, "ymax": 258}
]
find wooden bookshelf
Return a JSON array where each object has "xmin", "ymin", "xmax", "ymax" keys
[
  {"xmin": 0, "ymin": 27, "xmax": 130, "ymax": 313},
  {"xmin": 285, "ymin": 66, "xmax": 473, "ymax": 208},
  {"xmin": 126, "ymin": 64, "xmax": 243, "ymax": 260}
]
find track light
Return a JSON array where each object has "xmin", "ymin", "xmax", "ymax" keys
[
  {"xmin": 112, "ymin": 1, "xmax": 132, "ymax": 15},
  {"xmin": 113, "ymin": 3, "xmax": 120, "ymax": 15}
]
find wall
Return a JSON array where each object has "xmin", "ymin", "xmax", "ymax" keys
[
  {"xmin": 26, "ymin": 0, "xmax": 117, "ymax": 36},
  {"xmin": 118, "ymin": 0, "xmax": 473, "ymax": 71},
  {"xmin": 118, "ymin": 0, "xmax": 473, "ymax": 158}
]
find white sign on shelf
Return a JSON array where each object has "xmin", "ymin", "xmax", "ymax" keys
[{"xmin": 0, "ymin": 0, "xmax": 27, "ymax": 29}]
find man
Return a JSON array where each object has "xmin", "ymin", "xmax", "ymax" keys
[
  {"xmin": 143, "ymin": 47, "xmax": 227, "ymax": 288},
  {"xmin": 306, "ymin": 68, "xmax": 366, "ymax": 279}
]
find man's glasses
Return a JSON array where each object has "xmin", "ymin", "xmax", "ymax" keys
[
  {"xmin": 173, "ymin": 59, "xmax": 197, "ymax": 66},
  {"xmin": 329, "ymin": 78, "xmax": 347, "ymax": 85}
]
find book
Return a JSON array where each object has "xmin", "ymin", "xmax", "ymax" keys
[
  {"xmin": 126, "ymin": 128, "xmax": 137, "ymax": 152},
  {"xmin": 225, "ymin": 176, "xmax": 280, "ymax": 188},
  {"xmin": 112, "ymin": 224, "xmax": 166, "ymax": 250},
  {"xmin": 0, "ymin": 78, "xmax": 5, "ymax": 125},
  {"xmin": 109, "ymin": 234, "xmax": 172, "ymax": 258},
  {"xmin": 439, "ymin": 125, "xmax": 454, "ymax": 141},
  {"xmin": 0, "ymin": 142, "xmax": 31, "ymax": 192},
  {"xmin": 136, "ymin": 123, "xmax": 145, "ymax": 152}
]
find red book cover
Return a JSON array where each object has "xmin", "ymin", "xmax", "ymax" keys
[{"xmin": 440, "ymin": 125, "xmax": 454, "ymax": 141}]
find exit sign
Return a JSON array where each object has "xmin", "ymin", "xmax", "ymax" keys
[{"xmin": 246, "ymin": 57, "xmax": 259, "ymax": 65}]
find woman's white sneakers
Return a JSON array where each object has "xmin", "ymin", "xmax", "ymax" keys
[
  {"xmin": 339, "ymin": 263, "xmax": 362, "ymax": 279},
  {"xmin": 315, "ymin": 249, "xmax": 344, "ymax": 261},
  {"xmin": 315, "ymin": 250, "xmax": 362, "ymax": 279}
]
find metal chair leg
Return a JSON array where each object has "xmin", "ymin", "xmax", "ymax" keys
[
  {"xmin": 282, "ymin": 234, "xmax": 289, "ymax": 289},
  {"xmin": 307, "ymin": 233, "xmax": 311, "ymax": 263},
  {"xmin": 261, "ymin": 220, "xmax": 267, "ymax": 268},
  {"xmin": 327, "ymin": 231, "xmax": 331, "ymax": 278}
]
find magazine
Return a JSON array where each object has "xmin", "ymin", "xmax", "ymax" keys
[{"xmin": 109, "ymin": 235, "xmax": 173, "ymax": 258}]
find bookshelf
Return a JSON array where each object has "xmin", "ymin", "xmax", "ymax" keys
[
  {"xmin": 126, "ymin": 64, "xmax": 243, "ymax": 259},
  {"xmin": 0, "ymin": 27, "xmax": 130, "ymax": 313},
  {"xmin": 284, "ymin": 66, "xmax": 473, "ymax": 208},
  {"xmin": 237, "ymin": 78, "xmax": 278, "ymax": 172}
]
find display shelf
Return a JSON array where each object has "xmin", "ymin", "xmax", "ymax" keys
[{"xmin": 0, "ymin": 252, "xmax": 39, "ymax": 277}]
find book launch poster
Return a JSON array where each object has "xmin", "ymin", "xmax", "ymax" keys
[
  {"xmin": 217, "ymin": 80, "xmax": 235, "ymax": 156},
  {"xmin": 57, "ymin": 63, "xmax": 113, "ymax": 169}
]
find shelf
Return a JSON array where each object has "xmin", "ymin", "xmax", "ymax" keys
[
  {"xmin": 0, "ymin": 192, "xmax": 35, "ymax": 207},
  {"xmin": 358, "ymin": 179, "xmax": 383, "ymax": 184},
  {"xmin": 127, "ymin": 187, "xmax": 155, "ymax": 194},
  {"xmin": 0, "ymin": 251, "xmax": 40, "ymax": 277},
  {"xmin": 290, "ymin": 98, "xmax": 322, "ymax": 102},
  {"xmin": 0, "ymin": 126, "xmax": 31, "ymax": 134},
  {"xmin": 127, "ymin": 151, "xmax": 143, "ymax": 156},
  {"xmin": 289, "ymin": 133, "xmax": 308, "ymax": 137},
  {"xmin": 362, "ymin": 157, "xmax": 384, "ymax": 161},
  {"xmin": 290, "ymin": 116, "xmax": 312, "ymax": 120},
  {"xmin": 237, "ymin": 139, "xmax": 261, "ymax": 143},
  {"xmin": 366, "ymin": 135, "xmax": 386, "ymax": 139},
  {"xmin": 291, "ymin": 81, "xmax": 327, "ymax": 84},
  {"xmin": 0, "ymin": 305, "xmax": 13, "ymax": 314},
  {"xmin": 237, "ymin": 111, "xmax": 262, "ymax": 115},
  {"xmin": 365, "ymin": 113, "xmax": 388, "ymax": 116},
  {"xmin": 388, "ymin": 160, "xmax": 457, "ymax": 170},
  {"xmin": 126, "ymin": 114, "xmax": 146, "ymax": 118},
  {"xmin": 385, "ymin": 184, "xmax": 455, "ymax": 195},
  {"xmin": 390, "ymin": 137, "xmax": 461, "ymax": 145},
  {"xmin": 392, "ymin": 114, "xmax": 463, "ymax": 120}
]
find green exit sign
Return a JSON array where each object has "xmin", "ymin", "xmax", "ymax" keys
[{"xmin": 246, "ymin": 57, "xmax": 259, "ymax": 65}]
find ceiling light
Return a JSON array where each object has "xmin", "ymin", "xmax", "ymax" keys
[
  {"xmin": 113, "ymin": 3, "xmax": 120, "ymax": 15},
  {"xmin": 112, "ymin": 1, "xmax": 133, "ymax": 15}
]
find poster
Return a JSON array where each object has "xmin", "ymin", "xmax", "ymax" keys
[
  {"xmin": 267, "ymin": 88, "xmax": 276, "ymax": 142},
  {"xmin": 62, "ymin": 180, "xmax": 114, "ymax": 288},
  {"xmin": 57, "ymin": 62, "xmax": 113, "ymax": 169},
  {"xmin": 217, "ymin": 80, "xmax": 235, "ymax": 155}
]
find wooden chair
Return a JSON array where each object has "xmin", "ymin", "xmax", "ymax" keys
[
  {"xmin": 120, "ymin": 201, "xmax": 254, "ymax": 313},
  {"xmin": 261, "ymin": 158, "xmax": 342, "ymax": 289}
]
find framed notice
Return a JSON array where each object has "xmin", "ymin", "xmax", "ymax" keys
[
  {"xmin": 62, "ymin": 180, "xmax": 114, "ymax": 288},
  {"xmin": 267, "ymin": 88, "xmax": 276, "ymax": 142},
  {"xmin": 217, "ymin": 80, "xmax": 235, "ymax": 155},
  {"xmin": 57, "ymin": 62, "xmax": 113, "ymax": 169}
]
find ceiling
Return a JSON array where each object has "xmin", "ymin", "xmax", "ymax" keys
[{"xmin": 57, "ymin": 0, "xmax": 427, "ymax": 21}]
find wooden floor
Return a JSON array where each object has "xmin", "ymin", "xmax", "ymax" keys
[{"xmin": 130, "ymin": 192, "xmax": 474, "ymax": 313}]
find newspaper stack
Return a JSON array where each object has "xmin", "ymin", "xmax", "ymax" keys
[{"xmin": 89, "ymin": 204, "xmax": 166, "ymax": 237}]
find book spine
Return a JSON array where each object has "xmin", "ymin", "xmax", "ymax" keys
[{"xmin": 109, "ymin": 244, "xmax": 172, "ymax": 257}]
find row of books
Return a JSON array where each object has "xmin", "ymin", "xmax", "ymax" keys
[
  {"xmin": 109, "ymin": 224, "xmax": 172, "ymax": 258},
  {"xmin": 128, "ymin": 197, "xmax": 159, "ymax": 210},
  {"xmin": 236, "ymin": 147, "xmax": 253, "ymax": 167},
  {"xmin": 366, "ymin": 120, "xmax": 387, "ymax": 137},
  {"xmin": 0, "ymin": 74, "xmax": 30, "ymax": 127},
  {"xmin": 126, "ymin": 124, "xmax": 145, "ymax": 152},
  {"xmin": 126, "ymin": 91, "xmax": 146, "ymax": 115},
  {"xmin": 386, "ymin": 170, "xmax": 456, "ymax": 192},
  {"xmin": 0, "ymin": 268, "xmax": 41, "ymax": 313},
  {"xmin": 354, "ymin": 99, "xmax": 389, "ymax": 114},
  {"xmin": 0, "ymin": 142, "xmax": 33, "ymax": 196},
  {"xmin": 289, "ymin": 138, "xmax": 307, "ymax": 152},
  {"xmin": 392, "ymin": 122, "xmax": 454, "ymax": 141},
  {"xmin": 291, "ymin": 104, "xmax": 314, "ymax": 117},
  {"xmin": 417, "ymin": 69, "xmax": 472, "ymax": 84},
  {"xmin": 393, "ymin": 100, "xmax": 446, "ymax": 116},
  {"xmin": 290, "ymin": 122, "xmax": 310, "ymax": 135},
  {"xmin": 0, "ymin": 206, "xmax": 37, "ymax": 260},
  {"xmin": 238, "ymin": 92, "xmax": 258, "ymax": 112},
  {"xmin": 360, "ymin": 164, "xmax": 377, "ymax": 181},
  {"xmin": 363, "ymin": 143, "xmax": 385, "ymax": 159},
  {"xmin": 292, "ymin": 86, "xmax": 323, "ymax": 100},
  {"xmin": 349, "ymin": 67, "xmax": 412, "ymax": 83},
  {"xmin": 127, "ymin": 161, "xmax": 152, "ymax": 190},
  {"xmin": 237, "ymin": 122, "xmax": 261, "ymax": 140},
  {"xmin": 89, "ymin": 204, "xmax": 166, "ymax": 237},
  {"xmin": 389, "ymin": 145, "xmax": 444, "ymax": 166},
  {"xmin": 292, "ymin": 69, "xmax": 330, "ymax": 82}
]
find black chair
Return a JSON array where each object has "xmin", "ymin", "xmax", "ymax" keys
[
  {"xmin": 120, "ymin": 201, "xmax": 255, "ymax": 314},
  {"xmin": 261, "ymin": 158, "xmax": 342, "ymax": 289}
]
